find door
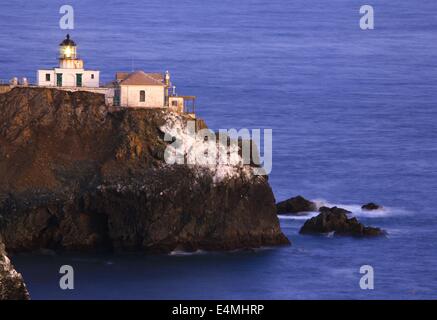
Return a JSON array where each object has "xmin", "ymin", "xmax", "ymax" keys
[
  {"xmin": 113, "ymin": 88, "xmax": 120, "ymax": 106},
  {"xmin": 76, "ymin": 74, "xmax": 82, "ymax": 87},
  {"xmin": 56, "ymin": 73, "xmax": 62, "ymax": 87}
]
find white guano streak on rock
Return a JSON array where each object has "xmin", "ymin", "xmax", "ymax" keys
[{"xmin": 160, "ymin": 112, "xmax": 254, "ymax": 184}]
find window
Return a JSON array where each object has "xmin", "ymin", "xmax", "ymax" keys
[
  {"xmin": 91, "ymin": 74, "xmax": 95, "ymax": 79},
  {"xmin": 139, "ymin": 90, "xmax": 146, "ymax": 102},
  {"xmin": 45, "ymin": 73, "xmax": 51, "ymax": 81},
  {"xmin": 172, "ymin": 100, "xmax": 178, "ymax": 107}
]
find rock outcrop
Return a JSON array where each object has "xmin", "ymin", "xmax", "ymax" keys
[
  {"xmin": 299, "ymin": 206, "xmax": 386, "ymax": 237},
  {"xmin": 276, "ymin": 195, "xmax": 317, "ymax": 215},
  {"xmin": 318, "ymin": 206, "xmax": 351, "ymax": 215},
  {"xmin": 0, "ymin": 87, "xmax": 289, "ymax": 253},
  {"xmin": 362, "ymin": 202, "xmax": 382, "ymax": 211},
  {"xmin": 0, "ymin": 237, "xmax": 30, "ymax": 300}
]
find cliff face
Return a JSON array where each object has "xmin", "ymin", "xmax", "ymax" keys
[
  {"xmin": 0, "ymin": 87, "xmax": 289, "ymax": 252},
  {"xmin": 0, "ymin": 237, "xmax": 29, "ymax": 300}
]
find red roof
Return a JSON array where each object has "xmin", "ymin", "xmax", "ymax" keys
[{"xmin": 117, "ymin": 71, "xmax": 165, "ymax": 86}]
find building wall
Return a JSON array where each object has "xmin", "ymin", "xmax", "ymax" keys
[
  {"xmin": 169, "ymin": 96, "xmax": 184, "ymax": 113},
  {"xmin": 83, "ymin": 70, "xmax": 100, "ymax": 87},
  {"xmin": 120, "ymin": 85, "xmax": 165, "ymax": 108},
  {"xmin": 37, "ymin": 69, "xmax": 99, "ymax": 88},
  {"xmin": 37, "ymin": 70, "xmax": 55, "ymax": 86},
  {"xmin": 59, "ymin": 59, "xmax": 84, "ymax": 69}
]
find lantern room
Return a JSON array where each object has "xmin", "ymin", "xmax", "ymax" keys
[
  {"xmin": 59, "ymin": 34, "xmax": 77, "ymax": 59},
  {"xmin": 58, "ymin": 34, "xmax": 83, "ymax": 69}
]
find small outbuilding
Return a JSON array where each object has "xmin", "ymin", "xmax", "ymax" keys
[
  {"xmin": 113, "ymin": 70, "xmax": 196, "ymax": 115},
  {"xmin": 114, "ymin": 71, "xmax": 167, "ymax": 108}
]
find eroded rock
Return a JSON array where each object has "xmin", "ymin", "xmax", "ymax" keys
[
  {"xmin": 299, "ymin": 206, "xmax": 386, "ymax": 237},
  {"xmin": 0, "ymin": 237, "xmax": 30, "ymax": 300},
  {"xmin": 276, "ymin": 195, "xmax": 317, "ymax": 215},
  {"xmin": 361, "ymin": 203, "xmax": 382, "ymax": 211},
  {"xmin": 319, "ymin": 206, "xmax": 351, "ymax": 215},
  {"xmin": 0, "ymin": 87, "xmax": 289, "ymax": 253}
]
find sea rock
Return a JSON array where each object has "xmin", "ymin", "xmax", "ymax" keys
[
  {"xmin": 0, "ymin": 237, "xmax": 30, "ymax": 300},
  {"xmin": 276, "ymin": 195, "xmax": 317, "ymax": 215},
  {"xmin": 361, "ymin": 202, "xmax": 382, "ymax": 211},
  {"xmin": 0, "ymin": 87, "xmax": 289, "ymax": 253},
  {"xmin": 319, "ymin": 206, "xmax": 351, "ymax": 215},
  {"xmin": 299, "ymin": 206, "xmax": 386, "ymax": 237}
]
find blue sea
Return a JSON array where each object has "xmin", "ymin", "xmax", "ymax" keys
[{"xmin": 2, "ymin": 0, "xmax": 437, "ymax": 299}]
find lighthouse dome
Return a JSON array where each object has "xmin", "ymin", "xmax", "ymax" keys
[{"xmin": 60, "ymin": 34, "xmax": 76, "ymax": 46}]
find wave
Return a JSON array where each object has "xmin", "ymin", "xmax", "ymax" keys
[
  {"xmin": 169, "ymin": 249, "xmax": 206, "ymax": 256},
  {"xmin": 278, "ymin": 199, "xmax": 411, "ymax": 220},
  {"xmin": 313, "ymin": 199, "xmax": 412, "ymax": 218},
  {"xmin": 278, "ymin": 212, "xmax": 318, "ymax": 220}
]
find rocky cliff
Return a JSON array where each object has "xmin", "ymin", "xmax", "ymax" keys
[
  {"xmin": 0, "ymin": 237, "xmax": 29, "ymax": 299},
  {"xmin": 0, "ymin": 87, "xmax": 289, "ymax": 253}
]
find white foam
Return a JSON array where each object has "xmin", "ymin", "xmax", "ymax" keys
[
  {"xmin": 169, "ymin": 249, "xmax": 206, "ymax": 256},
  {"xmin": 312, "ymin": 198, "xmax": 412, "ymax": 218},
  {"xmin": 325, "ymin": 231, "xmax": 335, "ymax": 238},
  {"xmin": 278, "ymin": 212, "xmax": 318, "ymax": 220},
  {"xmin": 278, "ymin": 198, "xmax": 411, "ymax": 221}
]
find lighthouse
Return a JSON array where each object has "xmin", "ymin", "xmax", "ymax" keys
[
  {"xmin": 59, "ymin": 34, "xmax": 81, "ymax": 68},
  {"xmin": 37, "ymin": 34, "xmax": 100, "ymax": 88}
]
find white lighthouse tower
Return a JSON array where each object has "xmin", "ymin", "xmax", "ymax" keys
[{"xmin": 37, "ymin": 34, "xmax": 100, "ymax": 88}]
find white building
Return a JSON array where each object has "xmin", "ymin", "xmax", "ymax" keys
[
  {"xmin": 115, "ymin": 71, "xmax": 167, "ymax": 108},
  {"xmin": 37, "ymin": 34, "xmax": 99, "ymax": 88},
  {"xmin": 34, "ymin": 34, "xmax": 195, "ymax": 113},
  {"xmin": 114, "ymin": 70, "xmax": 196, "ymax": 115}
]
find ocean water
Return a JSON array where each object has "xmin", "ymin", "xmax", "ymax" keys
[{"xmin": 2, "ymin": 0, "xmax": 437, "ymax": 299}]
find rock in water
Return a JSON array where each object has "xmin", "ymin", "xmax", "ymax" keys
[
  {"xmin": 276, "ymin": 195, "xmax": 317, "ymax": 215},
  {"xmin": 299, "ymin": 206, "xmax": 386, "ymax": 237},
  {"xmin": 319, "ymin": 206, "xmax": 351, "ymax": 215},
  {"xmin": 362, "ymin": 202, "xmax": 382, "ymax": 210},
  {"xmin": 0, "ymin": 237, "xmax": 30, "ymax": 300},
  {"xmin": 0, "ymin": 87, "xmax": 289, "ymax": 252}
]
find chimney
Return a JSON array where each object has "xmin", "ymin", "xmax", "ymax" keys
[{"xmin": 165, "ymin": 71, "xmax": 170, "ymax": 86}]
